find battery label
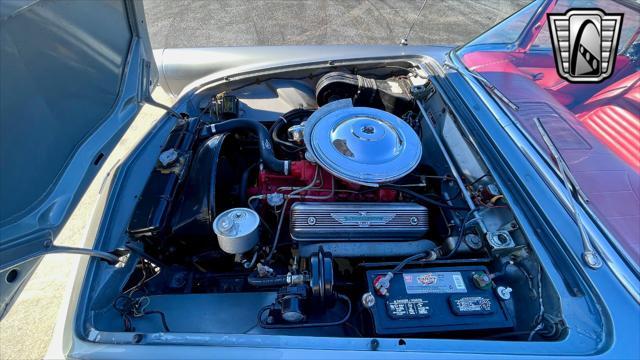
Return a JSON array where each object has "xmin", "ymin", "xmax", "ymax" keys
[
  {"xmin": 386, "ymin": 298, "xmax": 430, "ymax": 319},
  {"xmin": 449, "ymin": 295, "xmax": 495, "ymax": 315},
  {"xmin": 403, "ymin": 272, "xmax": 467, "ymax": 294}
]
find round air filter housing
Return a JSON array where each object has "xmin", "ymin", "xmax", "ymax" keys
[{"xmin": 304, "ymin": 99, "xmax": 422, "ymax": 186}]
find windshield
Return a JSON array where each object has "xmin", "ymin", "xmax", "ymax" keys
[{"xmin": 457, "ymin": 0, "xmax": 640, "ymax": 264}]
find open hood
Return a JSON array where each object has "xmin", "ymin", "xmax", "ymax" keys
[{"xmin": 0, "ymin": 0, "xmax": 157, "ymax": 318}]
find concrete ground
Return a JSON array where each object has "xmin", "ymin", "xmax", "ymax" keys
[
  {"xmin": 0, "ymin": 1, "xmax": 528, "ymax": 359},
  {"xmin": 0, "ymin": 89, "xmax": 172, "ymax": 360},
  {"xmin": 144, "ymin": 0, "xmax": 530, "ymax": 48}
]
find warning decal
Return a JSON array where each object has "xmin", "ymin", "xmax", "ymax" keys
[
  {"xmin": 449, "ymin": 295, "xmax": 495, "ymax": 316},
  {"xmin": 403, "ymin": 271, "xmax": 467, "ymax": 294},
  {"xmin": 386, "ymin": 298, "xmax": 430, "ymax": 319}
]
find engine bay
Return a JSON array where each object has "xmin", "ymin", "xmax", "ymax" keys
[{"xmin": 117, "ymin": 62, "xmax": 566, "ymax": 341}]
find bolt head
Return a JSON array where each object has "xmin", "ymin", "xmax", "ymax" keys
[
  {"xmin": 361, "ymin": 292, "xmax": 376, "ymax": 308},
  {"xmin": 496, "ymin": 286, "xmax": 513, "ymax": 300},
  {"xmin": 583, "ymin": 251, "xmax": 603, "ymax": 269},
  {"xmin": 370, "ymin": 338, "xmax": 380, "ymax": 350}
]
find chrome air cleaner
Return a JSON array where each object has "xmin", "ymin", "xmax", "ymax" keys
[{"xmin": 304, "ymin": 99, "xmax": 422, "ymax": 186}]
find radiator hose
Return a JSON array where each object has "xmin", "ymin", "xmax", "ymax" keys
[
  {"xmin": 202, "ymin": 119, "xmax": 290, "ymax": 174},
  {"xmin": 247, "ymin": 272, "xmax": 289, "ymax": 287},
  {"xmin": 247, "ymin": 271, "xmax": 308, "ymax": 287}
]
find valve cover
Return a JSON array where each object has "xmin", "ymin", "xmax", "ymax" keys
[{"xmin": 290, "ymin": 202, "xmax": 429, "ymax": 242}]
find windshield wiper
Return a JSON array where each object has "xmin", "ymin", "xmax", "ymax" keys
[
  {"xmin": 443, "ymin": 59, "xmax": 519, "ymax": 112},
  {"xmin": 534, "ymin": 117, "xmax": 602, "ymax": 269}
]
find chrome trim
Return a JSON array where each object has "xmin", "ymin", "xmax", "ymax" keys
[
  {"xmin": 533, "ymin": 117, "xmax": 602, "ymax": 269},
  {"xmin": 448, "ymin": 52, "xmax": 640, "ymax": 303}
]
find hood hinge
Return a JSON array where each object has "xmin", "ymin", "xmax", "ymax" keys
[{"xmin": 139, "ymin": 60, "xmax": 182, "ymax": 119}]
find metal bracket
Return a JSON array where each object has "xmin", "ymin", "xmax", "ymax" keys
[
  {"xmin": 486, "ymin": 230, "xmax": 516, "ymax": 250},
  {"xmin": 140, "ymin": 60, "xmax": 182, "ymax": 119},
  {"xmin": 411, "ymin": 82, "xmax": 436, "ymax": 101}
]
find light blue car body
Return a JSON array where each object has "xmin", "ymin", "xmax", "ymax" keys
[{"xmin": 0, "ymin": 0, "xmax": 638, "ymax": 358}]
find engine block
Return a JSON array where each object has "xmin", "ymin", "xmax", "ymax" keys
[{"xmin": 250, "ymin": 160, "xmax": 397, "ymax": 202}]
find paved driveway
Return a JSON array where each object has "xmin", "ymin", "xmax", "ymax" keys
[
  {"xmin": 0, "ymin": 89, "xmax": 172, "ymax": 360},
  {"xmin": 144, "ymin": 0, "xmax": 530, "ymax": 48}
]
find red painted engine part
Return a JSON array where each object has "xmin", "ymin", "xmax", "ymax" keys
[{"xmin": 248, "ymin": 160, "xmax": 397, "ymax": 202}]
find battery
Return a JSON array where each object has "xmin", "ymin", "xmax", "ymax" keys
[{"xmin": 365, "ymin": 266, "xmax": 513, "ymax": 336}]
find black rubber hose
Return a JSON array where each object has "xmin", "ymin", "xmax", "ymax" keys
[
  {"xmin": 239, "ymin": 163, "xmax": 257, "ymax": 205},
  {"xmin": 440, "ymin": 207, "xmax": 480, "ymax": 259},
  {"xmin": 270, "ymin": 118, "xmax": 302, "ymax": 152},
  {"xmin": 281, "ymin": 108, "xmax": 314, "ymax": 123},
  {"xmin": 143, "ymin": 310, "xmax": 171, "ymax": 332},
  {"xmin": 381, "ymin": 184, "xmax": 469, "ymax": 210},
  {"xmin": 270, "ymin": 118, "xmax": 286, "ymax": 144},
  {"xmin": 205, "ymin": 118, "xmax": 290, "ymax": 174},
  {"xmin": 392, "ymin": 251, "xmax": 436, "ymax": 273},
  {"xmin": 247, "ymin": 272, "xmax": 288, "ymax": 287},
  {"xmin": 269, "ymin": 109, "xmax": 313, "ymax": 152}
]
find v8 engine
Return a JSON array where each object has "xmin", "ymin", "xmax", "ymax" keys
[{"xmin": 124, "ymin": 65, "xmax": 564, "ymax": 341}]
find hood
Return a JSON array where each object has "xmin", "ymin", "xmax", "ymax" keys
[{"xmin": 0, "ymin": 0, "xmax": 156, "ymax": 317}]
